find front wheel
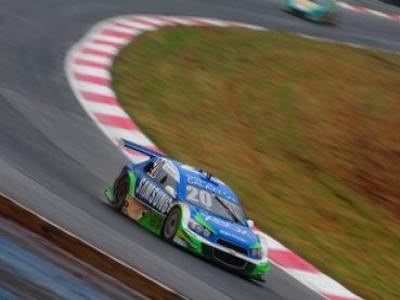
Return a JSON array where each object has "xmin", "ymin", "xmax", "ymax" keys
[{"xmin": 162, "ymin": 208, "xmax": 181, "ymax": 241}]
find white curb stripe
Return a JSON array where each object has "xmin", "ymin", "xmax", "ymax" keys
[
  {"xmin": 76, "ymin": 82, "xmax": 115, "ymax": 97},
  {"xmin": 106, "ymin": 24, "xmax": 142, "ymax": 35},
  {"xmin": 132, "ymin": 16, "xmax": 172, "ymax": 26},
  {"xmin": 116, "ymin": 19, "xmax": 158, "ymax": 31},
  {"xmin": 74, "ymin": 53, "xmax": 112, "ymax": 65},
  {"xmin": 72, "ymin": 65, "xmax": 110, "ymax": 79},
  {"xmin": 85, "ymin": 102, "xmax": 129, "ymax": 117},
  {"xmin": 90, "ymin": 33, "xmax": 130, "ymax": 45},
  {"xmin": 83, "ymin": 44, "xmax": 119, "ymax": 55}
]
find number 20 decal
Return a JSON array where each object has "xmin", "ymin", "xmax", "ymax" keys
[{"xmin": 186, "ymin": 186, "xmax": 212, "ymax": 208}]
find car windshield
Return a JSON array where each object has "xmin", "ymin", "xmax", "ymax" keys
[{"xmin": 185, "ymin": 185, "xmax": 247, "ymax": 225}]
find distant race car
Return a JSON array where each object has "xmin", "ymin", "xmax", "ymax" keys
[
  {"xmin": 283, "ymin": 0, "xmax": 340, "ymax": 24},
  {"xmin": 104, "ymin": 139, "xmax": 271, "ymax": 281}
]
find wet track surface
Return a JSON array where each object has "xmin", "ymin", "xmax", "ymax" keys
[
  {"xmin": 0, "ymin": 218, "xmax": 143, "ymax": 300},
  {"xmin": 0, "ymin": 0, "xmax": 398, "ymax": 299}
]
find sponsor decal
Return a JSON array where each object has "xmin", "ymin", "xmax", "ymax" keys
[
  {"xmin": 121, "ymin": 196, "xmax": 148, "ymax": 221},
  {"xmin": 203, "ymin": 215, "xmax": 250, "ymax": 236},
  {"xmin": 219, "ymin": 229, "xmax": 249, "ymax": 243},
  {"xmin": 187, "ymin": 176, "xmax": 236, "ymax": 202},
  {"xmin": 136, "ymin": 178, "xmax": 173, "ymax": 214}
]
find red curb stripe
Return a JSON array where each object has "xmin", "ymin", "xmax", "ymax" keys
[
  {"xmin": 82, "ymin": 48, "xmax": 114, "ymax": 58},
  {"xmin": 100, "ymin": 29, "xmax": 132, "ymax": 39},
  {"xmin": 129, "ymin": 17, "xmax": 161, "ymax": 27},
  {"xmin": 74, "ymin": 73, "xmax": 109, "ymax": 86},
  {"xmin": 91, "ymin": 39, "xmax": 124, "ymax": 48},
  {"xmin": 94, "ymin": 113, "xmax": 137, "ymax": 130},
  {"xmin": 322, "ymin": 294, "xmax": 361, "ymax": 300},
  {"xmin": 80, "ymin": 91, "xmax": 118, "ymax": 105},
  {"xmin": 114, "ymin": 21, "xmax": 139, "ymax": 30},
  {"xmin": 389, "ymin": 15, "xmax": 400, "ymax": 21},
  {"xmin": 268, "ymin": 249, "xmax": 320, "ymax": 273},
  {"xmin": 74, "ymin": 58, "xmax": 108, "ymax": 69}
]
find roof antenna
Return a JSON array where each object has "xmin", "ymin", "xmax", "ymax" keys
[{"xmin": 199, "ymin": 169, "xmax": 213, "ymax": 181}]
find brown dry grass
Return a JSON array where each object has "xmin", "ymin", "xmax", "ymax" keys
[{"xmin": 112, "ymin": 27, "xmax": 400, "ymax": 299}]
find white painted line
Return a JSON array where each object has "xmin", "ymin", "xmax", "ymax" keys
[{"xmin": 365, "ymin": 8, "xmax": 389, "ymax": 18}]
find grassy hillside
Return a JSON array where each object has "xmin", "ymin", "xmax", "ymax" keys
[{"xmin": 112, "ymin": 26, "xmax": 400, "ymax": 300}]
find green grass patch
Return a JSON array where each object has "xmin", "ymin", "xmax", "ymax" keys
[{"xmin": 112, "ymin": 26, "xmax": 400, "ymax": 300}]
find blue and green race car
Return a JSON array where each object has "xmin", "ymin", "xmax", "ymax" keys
[
  {"xmin": 283, "ymin": 0, "xmax": 340, "ymax": 24},
  {"xmin": 105, "ymin": 139, "xmax": 271, "ymax": 281}
]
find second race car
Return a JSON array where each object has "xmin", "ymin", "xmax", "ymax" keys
[
  {"xmin": 104, "ymin": 139, "xmax": 271, "ymax": 281},
  {"xmin": 283, "ymin": 0, "xmax": 340, "ymax": 24}
]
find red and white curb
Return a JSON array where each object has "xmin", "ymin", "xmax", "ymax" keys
[
  {"xmin": 338, "ymin": 1, "xmax": 400, "ymax": 20},
  {"xmin": 65, "ymin": 15, "xmax": 362, "ymax": 300}
]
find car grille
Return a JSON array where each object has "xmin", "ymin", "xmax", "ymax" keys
[
  {"xmin": 216, "ymin": 239, "xmax": 248, "ymax": 255},
  {"xmin": 213, "ymin": 249, "xmax": 248, "ymax": 270}
]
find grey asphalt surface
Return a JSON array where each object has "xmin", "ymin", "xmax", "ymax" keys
[{"xmin": 0, "ymin": 0, "xmax": 398, "ymax": 299}]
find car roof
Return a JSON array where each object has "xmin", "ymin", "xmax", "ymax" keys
[{"xmin": 166, "ymin": 159, "xmax": 240, "ymax": 204}]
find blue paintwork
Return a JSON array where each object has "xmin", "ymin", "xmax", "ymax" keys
[
  {"xmin": 189, "ymin": 205, "xmax": 259, "ymax": 249},
  {"xmin": 120, "ymin": 140, "xmax": 263, "ymax": 257}
]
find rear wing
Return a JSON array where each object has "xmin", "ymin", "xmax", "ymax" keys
[{"xmin": 120, "ymin": 139, "xmax": 165, "ymax": 158}]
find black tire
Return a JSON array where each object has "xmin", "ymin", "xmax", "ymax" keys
[
  {"xmin": 162, "ymin": 207, "xmax": 181, "ymax": 241},
  {"xmin": 113, "ymin": 174, "xmax": 130, "ymax": 210}
]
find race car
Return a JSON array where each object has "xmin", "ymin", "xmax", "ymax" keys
[
  {"xmin": 283, "ymin": 0, "xmax": 340, "ymax": 24},
  {"xmin": 104, "ymin": 139, "xmax": 271, "ymax": 281}
]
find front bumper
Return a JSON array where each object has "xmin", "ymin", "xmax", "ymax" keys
[{"xmin": 174, "ymin": 224, "xmax": 271, "ymax": 280}]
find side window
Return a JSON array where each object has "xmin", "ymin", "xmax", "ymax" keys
[{"xmin": 148, "ymin": 159, "xmax": 178, "ymax": 198}]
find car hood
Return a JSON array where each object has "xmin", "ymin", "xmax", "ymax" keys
[{"xmin": 189, "ymin": 205, "xmax": 260, "ymax": 248}]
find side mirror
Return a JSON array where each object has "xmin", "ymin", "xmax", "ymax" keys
[{"xmin": 247, "ymin": 219, "xmax": 255, "ymax": 228}]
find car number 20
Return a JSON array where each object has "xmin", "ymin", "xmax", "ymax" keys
[{"xmin": 186, "ymin": 186, "xmax": 212, "ymax": 208}]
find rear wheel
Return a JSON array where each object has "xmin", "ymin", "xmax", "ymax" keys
[
  {"xmin": 113, "ymin": 174, "xmax": 130, "ymax": 210},
  {"xmin": 162, "ymin": 208, "xmax": 181, "ymax": 241}
]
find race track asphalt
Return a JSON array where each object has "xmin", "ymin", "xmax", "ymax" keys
[{"xmin": 0, "ymin": 0, "xmax": 398, "ymax": 299}]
